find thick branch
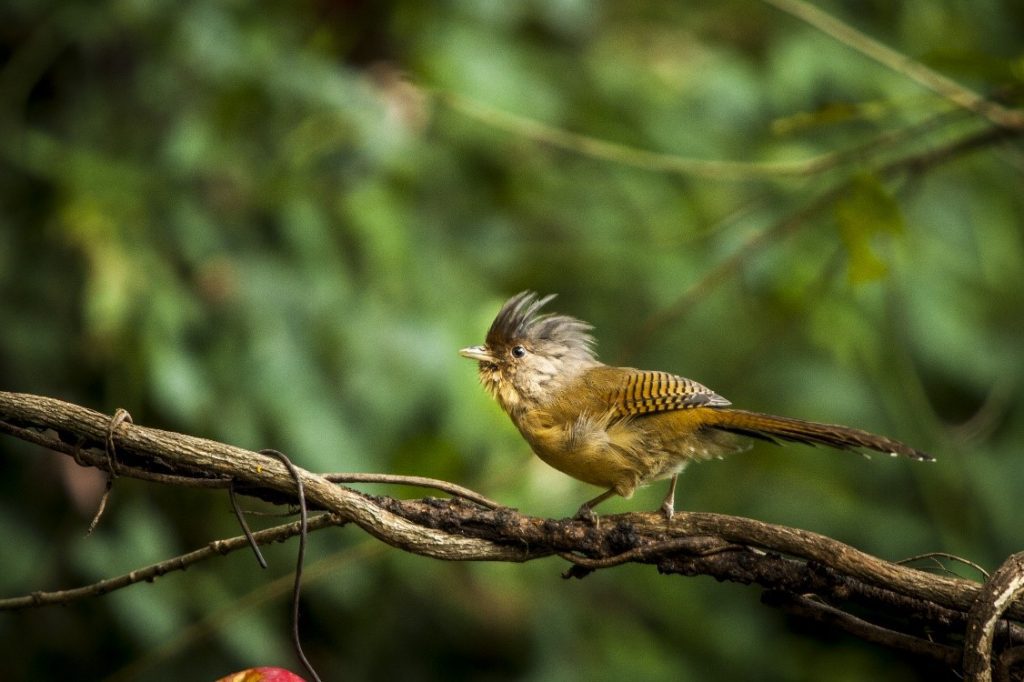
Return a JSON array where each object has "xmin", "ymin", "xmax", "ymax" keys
[
  {"xmin": 964, "ymin": 552, "xmax": 1024, "ymax": 681},
  {"xmin": 1, "ymin": 391, "xmax": 1022, "ymax": 673},
  {"xmin": 0, "ymin": 394, "xmax": 525, "ymax": 562}
]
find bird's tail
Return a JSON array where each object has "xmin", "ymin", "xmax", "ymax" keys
[{"xmin": 705, "ymin": 409, "xmax": 933, "ymax": 461}]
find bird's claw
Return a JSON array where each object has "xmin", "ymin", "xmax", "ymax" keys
[{"xmin": 573, "ymin": 505, "xmax": 599, "ymax": 526}]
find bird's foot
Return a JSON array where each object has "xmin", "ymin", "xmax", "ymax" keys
[
  {"xmin": 659, "ymin": 475, "xmax": 678, "ymax": 522},
  {"xmin": 573, "ymin": 505, "xmax": 599, "ymax": 526}
]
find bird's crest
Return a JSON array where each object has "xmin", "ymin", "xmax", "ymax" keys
[{"xmin": 486, "ymin": 291, "xmax": 596, "ymax": 358}]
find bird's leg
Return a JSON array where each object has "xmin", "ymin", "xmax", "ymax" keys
[
  {"xmin": 659, "ymin": 475, "xmax": 678, "ymax": 520},
  {"xmin": 574, "ymin": 488, "xmax": 616, "ymax": 524}
]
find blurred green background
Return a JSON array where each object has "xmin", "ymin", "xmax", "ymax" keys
[{"xmin": 1, "ymin": 0, "xmax": 1022, "ymax": 679}]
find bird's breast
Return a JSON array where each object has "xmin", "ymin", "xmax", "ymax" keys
[{"xmin": 510, "ymin": 408, "xmax": 650, "ymax": 493}]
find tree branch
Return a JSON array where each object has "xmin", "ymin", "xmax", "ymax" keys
[
  {"xmin": 964, "ymin": 552, "xmax": 1024, "ymax": 681},
  {"xmin": 761, "ymin": 0, "xmax": 1024, "ymax": 130},
  {"xmin": 619, "ymin": 123, "xmax": 1021, "ymax": 360},
  {"xmin": 0, "ymin": 513, "xmax": 341, "ymax": 610},
  {"xmin": 1, "ymin": 391, "xmax": 1022, "ymax": 676}
]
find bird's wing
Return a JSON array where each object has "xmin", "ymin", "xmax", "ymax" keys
[{"xmin": 606, "ymin": 369, "xmax": 731, "ymax": 417}]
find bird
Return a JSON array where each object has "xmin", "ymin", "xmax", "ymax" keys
[{"xmin": 459, "ymin": 291, "xmax": 932, "ymax": 520}]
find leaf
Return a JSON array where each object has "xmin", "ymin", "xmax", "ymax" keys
[{"xmin": 835, "ymin": 173, "xmax": 906, "ymax": 284}]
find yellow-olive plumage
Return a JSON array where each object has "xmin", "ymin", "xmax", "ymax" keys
[{"xmin": 460, "ymin": 291, "xmax": 931, "ymax": 519}]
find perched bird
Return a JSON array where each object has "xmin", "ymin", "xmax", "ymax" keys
[{"xmin": 460, "ymin": 291, "xmax": 932, "ymax": 520}]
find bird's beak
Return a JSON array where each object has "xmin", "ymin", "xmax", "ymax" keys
[{"xmin": 459, "ymin": 345, "xmax": 494, "ymax": 363}]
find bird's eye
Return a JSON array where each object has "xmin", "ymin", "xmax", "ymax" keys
[{"xmin": 510, "ymin": 345, "xmax": 527, "ymax": 359}]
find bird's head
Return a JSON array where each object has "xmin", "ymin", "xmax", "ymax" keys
[{"xmin": 460, "ymin": 291, "xmax": 599, "ymax": 414}]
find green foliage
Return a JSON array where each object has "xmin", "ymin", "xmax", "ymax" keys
[
  {"xmin": 836, "ymin": 173, "xmax": 905, "ymax": 283},
  {"xmin": 1, "ymin": 0, "xmax": 1022, "ymax": 679}
]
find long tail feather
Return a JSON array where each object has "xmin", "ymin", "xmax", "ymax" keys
[{"xmin": 706, "ymin": 409, "xmax": 932, "ymax": 461}]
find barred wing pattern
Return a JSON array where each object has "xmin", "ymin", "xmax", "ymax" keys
[{"xmin": 609, "ymin": 370, "xmax": 731, "ymax": 417}]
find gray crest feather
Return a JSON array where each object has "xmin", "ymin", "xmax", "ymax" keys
[{"xmin": 486, "ymin": 291, "xmax": 597, "ymax": 358}]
